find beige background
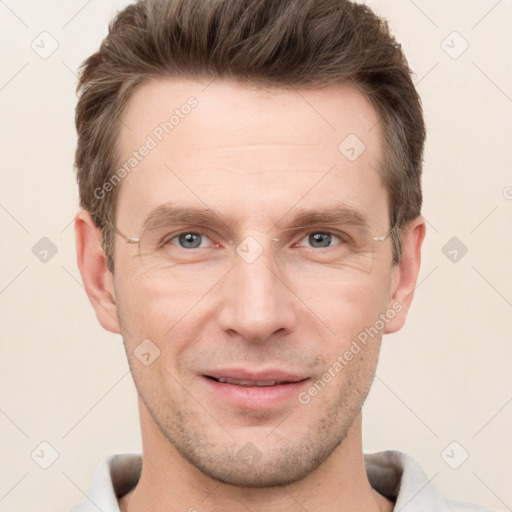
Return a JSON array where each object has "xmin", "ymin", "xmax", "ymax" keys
[{"xmin": 1, "ymin": 1, "xmax": 511, "ymax": 511}]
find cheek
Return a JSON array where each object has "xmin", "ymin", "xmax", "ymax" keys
[
  {"xmin": 113, "ymin": 277, "xmax": 181, "ymax": 362},
  {"xmin": 113, "ymin": 269, "xmax": 217, "ymax": 381},
  {"xmin": 293, "ymin": 275, "xmax": 390, "ymax": 346},
  {"xmin": 114, "ymin": 267, "xmax": 209, "ymax": 331}
]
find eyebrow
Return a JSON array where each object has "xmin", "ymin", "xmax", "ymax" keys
[
  {"xmin": 142, "ymin": 203, "xmax": 232, "ymax": 232},
  {"xmin": 141, "ymin": 202, "xmax": 371, "ymax": 234},
  {"xmin": 275, "ymin": 205, "xmax": 371, "ymax": 232}
]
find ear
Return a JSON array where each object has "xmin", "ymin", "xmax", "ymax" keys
[
  {"xmin": 383, "ymin": 215, "xmax": 426, "ymax": 334},
  {"xmin": 75, "ymin": 210, "xmax": 121, "ymax": 334}
]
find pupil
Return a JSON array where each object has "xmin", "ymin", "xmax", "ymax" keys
[
  {"xmin": 310, "ymin": 233, "xmax": 331, "ymax": 248},
  {"xmin": 179, "ymin": 233, "xmax": 201, "ymax": 248}
]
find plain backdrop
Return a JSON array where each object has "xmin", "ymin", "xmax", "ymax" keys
[{"xmin": 0, "ymin": 1, "xmax": 511, "ymax": 511}]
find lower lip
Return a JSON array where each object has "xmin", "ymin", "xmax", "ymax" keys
[{"xmin": 202, "ymin": 376, "xmax": 309, "ymax": 410}]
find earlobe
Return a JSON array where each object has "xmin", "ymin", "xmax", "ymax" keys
[
  {"xmin": 383, "ymin": 216, "xmax": 426, "ymax": 334},
  {"xmin": 75, "ymin": 210, "xmax": 121, "ymax": 334}
]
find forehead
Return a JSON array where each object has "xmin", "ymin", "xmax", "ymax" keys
[{"xmin": 115, "ymin": 78, "xmax": 387, "ymax": 229}]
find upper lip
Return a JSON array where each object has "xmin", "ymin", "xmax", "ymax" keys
[{"xmin": 203, "ymin": 368, "xmax": 308, "ymax": 384}]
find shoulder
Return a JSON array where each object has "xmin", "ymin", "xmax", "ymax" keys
[
  {"xmin": 364, "ymin": 450, "xmax": 503, "ymax": 512},
  {"xmin": 66, "ymin": 453, "xmax": 142, "ymax": 512}
]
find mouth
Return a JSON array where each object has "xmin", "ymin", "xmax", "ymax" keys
[
  {"xmin": 201, "ymin": 369, "xmax": 310, "ymax": 410},
  {"xmin": 205, "ymin": 376, "xmax": 303, "ymax": 387}
]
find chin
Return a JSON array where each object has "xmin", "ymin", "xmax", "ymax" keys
[{"xmin": 185, "ymin": 446, "xmax": 331, "ymax": 488}]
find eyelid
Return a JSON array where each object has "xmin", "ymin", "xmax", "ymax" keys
[
  {"xmin": 167, "ymin": 229, "xmax": 214, "ymax": 248},
  {"xmin": 157, "ymin": 225, "xmax": 353, "ymax": 248},
  {"xmin": 293, "ymin": 229, "xmax": 348, "ymax": 248}
]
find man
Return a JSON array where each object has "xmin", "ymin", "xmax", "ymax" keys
[{"xmin": 70, "ymin": 0, "xmax": 495, "ymax": 511}]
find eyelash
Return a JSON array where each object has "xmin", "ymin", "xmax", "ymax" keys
[{"xmin": 164, "ymin": 229, "xmax": 351, "ymax": 249}]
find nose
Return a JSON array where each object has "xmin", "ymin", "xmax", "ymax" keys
[{"xmin": 217, "ymin": 242, "xmax": 298, "ymax": 343}]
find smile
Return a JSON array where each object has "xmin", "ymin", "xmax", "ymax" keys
[
  {"xmin": 201, "ymin": 369, "xmax": 310, "ymax": 410},
  {"xmin": 208, "ymin": 376, "xmax": 296, "ymax": 387}
]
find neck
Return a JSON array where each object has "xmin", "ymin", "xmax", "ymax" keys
[{"xmin": 120, "ymin": 400, "xmax": 394, "ymax": 512}]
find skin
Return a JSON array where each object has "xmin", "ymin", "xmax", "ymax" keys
[{"xmin": 76, "ymin": 78, "xmax": 425, "ymax": 512}]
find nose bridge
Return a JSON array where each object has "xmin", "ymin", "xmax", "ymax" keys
[
  {"xmin": 219, "ymin": 237, "xmax": 296, "ymax": 342},
  {"xmin": 236, "ymin": 240, "xmax": 280, "ymax": 297}
]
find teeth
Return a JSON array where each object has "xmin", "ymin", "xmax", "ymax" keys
[{"xmin": 217, "ymin": 377, "xmax": 279, "ymax": 387}]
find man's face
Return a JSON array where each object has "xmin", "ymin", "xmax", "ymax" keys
[{"xmin": 111, "ymin": 79, "xmax": 399, "ymax": 486}]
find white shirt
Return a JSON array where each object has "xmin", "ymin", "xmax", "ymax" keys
[{"xmin": 69, "ymin": 450, "xmax": 498, "ymax": 511}]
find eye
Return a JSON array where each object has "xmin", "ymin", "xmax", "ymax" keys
[
  {"xmin": 169, "ymin": 232, "xmax": 212, "ymax": 249},
  {"xmin": 297, "ymin": 231, "xmax": 345, "ymax": 249}
]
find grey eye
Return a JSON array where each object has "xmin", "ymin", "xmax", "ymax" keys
[
  {"xmin": 307, "ymin": 232, "xmax": 333, "ymax": 248},
  {"xmin": 175, "ymin": 233, "xmax": 205, "ymax": 249}
]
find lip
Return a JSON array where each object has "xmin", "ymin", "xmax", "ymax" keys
[
  {"xmin": 204, "ymin": 368, "xmax": 307, "ymax": 383},
  {"xmin": 201, "ymin": 368, "xmax": 310, "ymax": 410}
]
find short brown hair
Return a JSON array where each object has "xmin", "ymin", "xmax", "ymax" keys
[{"xmin": 75, "ymin": 0, "xmax": 425, "ymax": 269}]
